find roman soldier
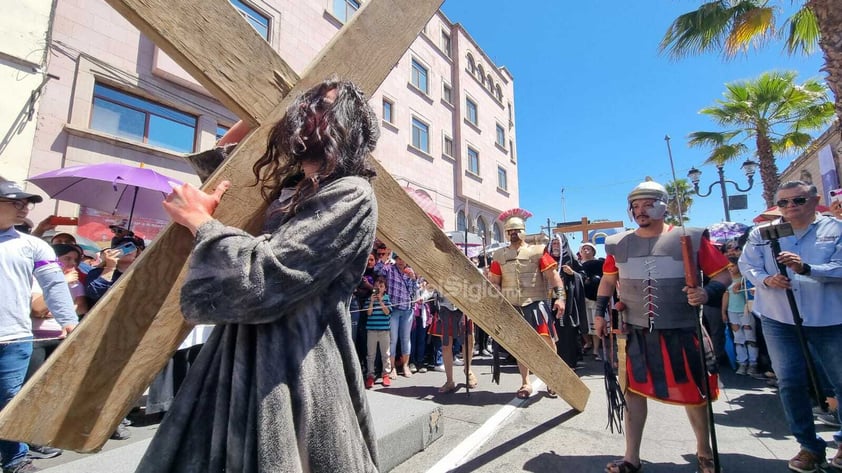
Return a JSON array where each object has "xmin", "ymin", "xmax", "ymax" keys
[
  {"xmin": 488, "ymin": 208, "xmax": 566, "ymax": 399},
  {"xmin": 594, "ymin": 178, "xmax": 730, "ymax": 473}
]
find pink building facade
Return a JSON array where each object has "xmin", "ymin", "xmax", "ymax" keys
[{"xmin": 22, "ymin": 0, "xmax": 519, "ymax": 242}]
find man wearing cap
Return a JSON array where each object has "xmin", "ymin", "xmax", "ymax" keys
[
  {"xmin": 580, "ymin": 241, "xmax": 604, "ymax": 359},
  {"xmin": 594, "ymin": 178, "xmax": 730, "ymax": 473},
  {"xmin": 488, "ymin": 208, "xmax": 565, "ymax": 399},
  {"xmin": 0, "ymin": 180, "xmax": 78, "ymax": 473}
]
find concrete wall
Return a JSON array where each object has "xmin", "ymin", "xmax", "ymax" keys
[{"xmin": 0, "ymin": 0, "xmax": 53, "ymax": 185}]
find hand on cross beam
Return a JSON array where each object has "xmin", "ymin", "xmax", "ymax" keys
[{"xmin": 163, "ymin": 181, "xmax": 231, "ymax": 235}]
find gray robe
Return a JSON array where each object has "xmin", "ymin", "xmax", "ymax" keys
[{"xmin": 136, "ymin": 176, "xmax": 379, "ymax": 473}]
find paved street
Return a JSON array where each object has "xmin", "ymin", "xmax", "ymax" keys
[{"xmin": 35, "ymin": 354, "xmax": 837, "ymax": 472}]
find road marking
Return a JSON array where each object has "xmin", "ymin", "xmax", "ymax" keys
[{"xmin": 425, "ymin": 378, "xmax": 547, "ymax": 473}]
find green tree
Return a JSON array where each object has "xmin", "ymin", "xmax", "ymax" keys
[
  {"xmin": 687, "ymin": 71, "xmax": 834, "ymax": 207},
  {"xmin": 665, "ymin": 178, "xmax": 694, "ymax": 226},
  {"xmin": 660, "ymin": 1, "xmax": 842, "ymax": 127}
]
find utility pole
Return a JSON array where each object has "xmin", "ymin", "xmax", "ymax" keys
[
  {"xmin": 560, "ymin": 187, "xmax": 567, "ymax": 222},
  {"xmin": 540, "ymin": 218, "xmax": 556, "ymax": 240}
]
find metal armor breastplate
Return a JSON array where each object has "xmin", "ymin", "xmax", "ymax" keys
[
  {"xmin": 605, "ymin": 228, "xmax": 704, "ymax": 330},
  {"xmin": 493, "ymin": 244, "xmax": 549, "ymax": 307}
]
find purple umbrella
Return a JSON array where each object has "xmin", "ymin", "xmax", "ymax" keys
[
  {"xmin": 28, "ymin": 163, "xmax": 181, "ymax": 229},
  {"xmin": 707, "ymin": 221, "xmax": 750, "ymax": 244}
]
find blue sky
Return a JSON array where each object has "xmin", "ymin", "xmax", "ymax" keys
[{"xmin": 440, "ymin": 1, "xmax": 827, "ymax": 245}]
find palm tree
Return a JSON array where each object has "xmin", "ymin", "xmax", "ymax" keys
[
  {"xmin": 688, "ymin": 71, "xmax": 834, "ymax": 206},
  {"xmin": 666, "ymin": 179, "xmax": 694, "ymax": 226},
  {"xmin": 660, "ymin": 1, "xmax": 842, "ymax": 127}
]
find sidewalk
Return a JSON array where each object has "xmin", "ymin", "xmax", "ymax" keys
[{"xmin": 35, "ymin": 355, "xmax": 837, "ymax": 472}]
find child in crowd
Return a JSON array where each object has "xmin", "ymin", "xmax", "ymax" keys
[
  {"xmin": 722, "ymin": 263, "xmax": 759, "ymax": 376},
  {"xmin": 365, "ymin": 276, "xmax": 392, "ymax": 388}
]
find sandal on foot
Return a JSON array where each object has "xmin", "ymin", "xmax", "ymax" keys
[
  {"xmin": 438, "ymin": 382, "xmax": 457, "ymax": 394},
  {"xmin": 696, "ymin": 455, "xmax": 715, "ymax": 473},
  {"xmin": 388, "ymin": 370, "xmax": 397, "ymax": 380},
  {"xmin": 832, "ymin": 446, "xmax": 842, "ymax": 470},
  {"xmin": 466, "ymin": 371, "xmax": 478, "ymax": 389},
  {"xmin": 605, "ymin": 459, "xmax": 642, "ymax": 473},
  {"xmin": 546, "ymin": 388, "xmax": 558, "ymax": 398},
  {"xmin": 516, "ymin": 384, "xmax": 533, "ymax": 399}
]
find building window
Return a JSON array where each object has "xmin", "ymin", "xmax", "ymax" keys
[
  {"xmin": 467, "ymin": 53, "xmax": 475, "ymax": 74},
  {"xmin": 382, "ymin": 98, "xmax": 394, "ymax": 124},
  {"xmin": 411, "ymin": 59, "xmax": 429, "ymax": 94},
  {"xmin": 332, "ymin": 0, "xmax": 360, "ymax": 23},
  {"xmin": 467, "ymin": 147, "xmax": 479, "ymax": 175},
  {"xmin": 476, "ymin": 217, "xmax": 487, "ymax": 241},
  {"xmin": 441, "ymin": 31, "xmax": 451, "ymax": 57},
  {"xmin": 495, "ymin": 84, "xmax": 503, "ymax": 101},
  {"xmin": 230, "ymin": 0, "xmax": 270, "ymax": 39},
  {"xmin": 442, "ymin": 83, "xmax": 452, "ymax": 104},
  {"xmin": 216, "ymin": 125, "xmax": 230, "ymax": 141},
  {"xmin": 495, "ymin": 124, "xmax": 505, "ymax": 148},
  {"xmin": 478, "ymin": 64, "xmax": 485, "ymax": 85},
  {"xmin": 509, "ymin": 139, "xmax": 515, "ymax": 161},
  {"xmin": 90, "ymin": 83, "xmax": 197, "ymax": 153},
  {"xmin": 493, "ymin": 223, "xmax": 502, "ymax": 243},
  {"xmin": 466, "ymin": 97, "xmax": 478, "ymax": 125},
  {"xmin": 497, "ymin": 166, "xmax": 507, "ymax": 191},
  {"xmin": 456, "ymin": 210, "xmax": 466, "ymax": 232},
  {"xmin": 487, "ymin": 75, "xmax": 494, "ymax": 91},
  {"xmin": 443, "ymin": 135, "xmax": 453, "ymax": 157},
  {"xmin": 411, "ymin": 117, "xmax": 429, "ymax": 153}
]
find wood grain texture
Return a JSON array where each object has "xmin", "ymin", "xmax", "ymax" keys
[
  {"xmin": 0, "ymin": 0, "xmax": 588, "ymax": 452},
  {"xmin": 103, "ymin": 0, "xmax": 297, "ymax": 127},
  {"xmin": 373, "ymin": 165, "xmax": 590, "ymax": 412}
]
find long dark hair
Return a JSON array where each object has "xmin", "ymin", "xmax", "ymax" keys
[{"xmin": 252, "ymin": 78, "xmax": 380, "ymax": 212}]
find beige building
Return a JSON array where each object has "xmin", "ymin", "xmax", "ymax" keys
[
  {"xmin": 0, "ymin": 1, "xmax": 54, "ymax": 183},
  {"xmin": 779, "ymin": 122, "xmax": 841, "ymax": 205},
  {"xmin": 3, "ymin": 0, "xmax": 519, "ymax": 243}
]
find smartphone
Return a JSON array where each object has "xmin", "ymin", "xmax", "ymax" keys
[
  {"xmin": 114, "ymin": 242, "xmax": 137, "ymax": 255},
  {"xmin": 830, "ymin": 188, "xmax": 842, "ymax": 205},
  {"xmin": 48, "ymin": 216, "xmax": 78, "ymax": 226}
]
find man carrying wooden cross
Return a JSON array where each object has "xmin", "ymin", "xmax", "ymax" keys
[{"xmin": 135, "ymin": 79, "xmax": 381, "ymax": 473}]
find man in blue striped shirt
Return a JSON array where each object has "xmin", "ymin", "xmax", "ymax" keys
[{"xmin": 740, "ymin": 180, "xmax": 842, "ymax": 473}]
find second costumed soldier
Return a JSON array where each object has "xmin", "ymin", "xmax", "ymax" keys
[
  {"xmin": 594, "ymin": 178, "xmax": 731, "ymax": 473},
  {"xmin": 488, "ymin": 208, "xmax": 566, "ymax": 399}
]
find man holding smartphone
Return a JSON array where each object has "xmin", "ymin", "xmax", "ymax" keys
[{"xmin": 739, "ymin": 180, "xmax": 842, "ymax": 472}]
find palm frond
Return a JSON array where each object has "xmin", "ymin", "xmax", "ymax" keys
[
  {"xmin": 660, "ymin": 1, "xmax": 733, "ymax": 59},
  {"xmin": 702, "ymin": 143, "xmax": 749, "ymax": 165},
  {"xmin": 776, "ymin": 131, "xmax": 813, "ymax": 150},
  {"xmin": 688, "ymin": 131, "xmax": 729, "ymax": 148},
  {"xmin": 725, "ymin": 4, "xmax": 776, "ymax": 57},
  {"xmin": 783, "ymin": 7, "xmax": 820, "ymax": 55}
]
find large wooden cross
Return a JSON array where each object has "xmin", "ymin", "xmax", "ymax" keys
[
  {"xmin": 554, "ymin": 217, "xmax": 624, "ymax": 243},
  {"xmin": 0, "ymin": 0, "xmax": 588, "ymax": 452}
]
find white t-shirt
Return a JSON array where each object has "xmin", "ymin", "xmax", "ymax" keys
[{"xmin": 0, "ymin": 227, "xmax": 77, "ymax": 341}]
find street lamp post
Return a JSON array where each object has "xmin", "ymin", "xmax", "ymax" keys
[{"xmin": 687, "ymin": 160, "xmax": 758, "ymax": 221}]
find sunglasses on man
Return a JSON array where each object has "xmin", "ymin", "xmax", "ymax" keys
[{"xmin": 775, "ymin": 196, "xmax": 810, "ymax": 208}]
